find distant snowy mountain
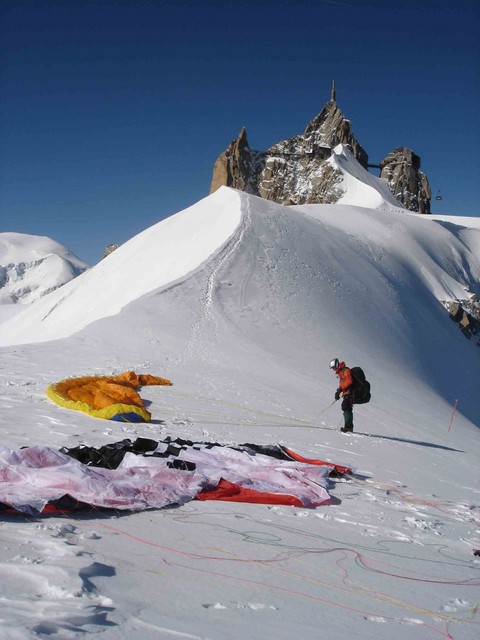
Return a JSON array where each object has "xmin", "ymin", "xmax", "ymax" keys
[{"xmin": 0, "ymin": 232, "xmax": 88, "ymax": 304}]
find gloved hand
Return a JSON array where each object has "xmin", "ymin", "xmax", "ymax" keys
[{"xmin": 335, "ymin": 389, "xmax": 341, "ymax": 401}]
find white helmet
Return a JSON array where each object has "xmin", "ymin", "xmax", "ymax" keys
[{"xmin": 329, "ymin": 358, "xmax": 339, "ymax": 370}]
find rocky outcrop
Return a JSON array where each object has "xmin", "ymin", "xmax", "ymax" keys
[
  {"xmin": 210, "ymin": 95, "xmax": 431, "ymax": 213},
  {"xmin": 445, "ymin": 295, "xmax": 480, "ymax": 345},
  {"xmin": 209, "ymin": 128, "xmax": 264, "ymax": 195},
  {"xmin": 210, "ymin": 100, "xmax": 368, "ymax": 206},
  {"xmin": 259, "ymin": 154, "xmax": 344, "ymax": 205},
  {"xmin": 103, "ymin": 244, "xmax": 120, "ymax": 259},
  {"xmin": 380, "ymin": 147, "xmax": 431, "ymax": 214}
]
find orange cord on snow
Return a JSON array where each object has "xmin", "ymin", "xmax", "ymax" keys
[{"xmin": 447, "ymin": 399, "xmax": 458, "ymax": 432}]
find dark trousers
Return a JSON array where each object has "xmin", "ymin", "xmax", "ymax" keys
[{"xmin": 341, "ymin": 394, "xmax": 354, "ymax": 429}]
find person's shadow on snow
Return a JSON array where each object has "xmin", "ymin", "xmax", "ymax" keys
[{"xmin": 354, "ymin": 433, "xmax": 464, "ymax": 452}]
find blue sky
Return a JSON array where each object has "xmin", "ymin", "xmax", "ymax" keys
[{"xmin": 1, "ymin": 0, "xmax": 479, "ymax": 265}]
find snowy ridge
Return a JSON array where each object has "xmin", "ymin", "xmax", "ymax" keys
[
  {"xmin": 329, "ymin": 144, "xmax": 403, "ymax": 209},
  {"xmin": 0, "ymin": 188, "xmax": 242, "ymax": 344}
]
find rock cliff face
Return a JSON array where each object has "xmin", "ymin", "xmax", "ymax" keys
[
  {"xmin": 209, "ymin": 127, "xmax": 264, "ymax": 196},
  {"xmin": 380, "ymin": 147, "xmax": 431, "ymax": 214},
  {"xmin": 445, "ymin": 295, "xmax": 480, "ymax": 346},
  {"xmin": 210, "ymin": 100, "xmax": 368, "ymax": 206},
  {"xmin": 210, "ymin": 98, "xmax": 431, "ymax": 213}
]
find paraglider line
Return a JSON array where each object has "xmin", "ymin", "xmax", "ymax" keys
[{"xmin": 448, "ymin": 399, "xmax": 458, "ymax": 432}]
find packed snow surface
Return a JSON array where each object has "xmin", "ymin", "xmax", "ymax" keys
[{"xmin": 0, "ymin": 187, "xmax": 479, "ymax": 640}]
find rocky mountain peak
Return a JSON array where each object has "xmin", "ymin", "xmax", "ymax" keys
[
  {"xmin": 210, "ymin": 89, "xmax": 431, "ymax": 213},
  {"xmin": 210, "ymin": 97, "xmax": 369, "ymax": 206},
  {"xmin": 301, "ymin": 101, "xmax": 369, "ymax": 168}
]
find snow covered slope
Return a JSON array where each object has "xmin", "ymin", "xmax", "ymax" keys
[
  {"xmin": 329, "ymin": 143, "xmax": 403, "ymax": 209},
  {"xmin": 1, "ymin": 187, "xmax": 478, "ymax": 423},
  {"xmin": 0, "ymin": 187, "xmax": 479, "ymax": 640},
  {"xmin": 0, "ymin": 232, "xmax": 88, "ymax": 304},
  {"xmin": 0, "ymin": 187, "xmax": 242, "ymax": 341}
]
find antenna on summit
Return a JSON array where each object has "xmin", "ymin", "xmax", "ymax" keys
[{"xmin": 330, "ymin": 80, "xmax": 336, "ymax": 103}]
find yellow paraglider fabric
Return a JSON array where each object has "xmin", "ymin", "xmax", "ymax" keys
[{"xmin": 46, "ymin": 371, "xmax": 172, "ymax": 422}]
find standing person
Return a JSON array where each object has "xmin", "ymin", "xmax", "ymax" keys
[{"xmin": 330, "ymin": 358, "xmax": 354, "ymax": 433}]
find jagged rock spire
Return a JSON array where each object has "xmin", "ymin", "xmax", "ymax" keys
[
  {"xmin": 301, "ymin": 101, "xmax": 368, "ymax": 168},
  {"xmin": 209, "ymin": 127, "xmax": 261, "ymax": 195},
  {"xmin": 380, "ymin": 147, "xmax": 431, "ymax": 214}
]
